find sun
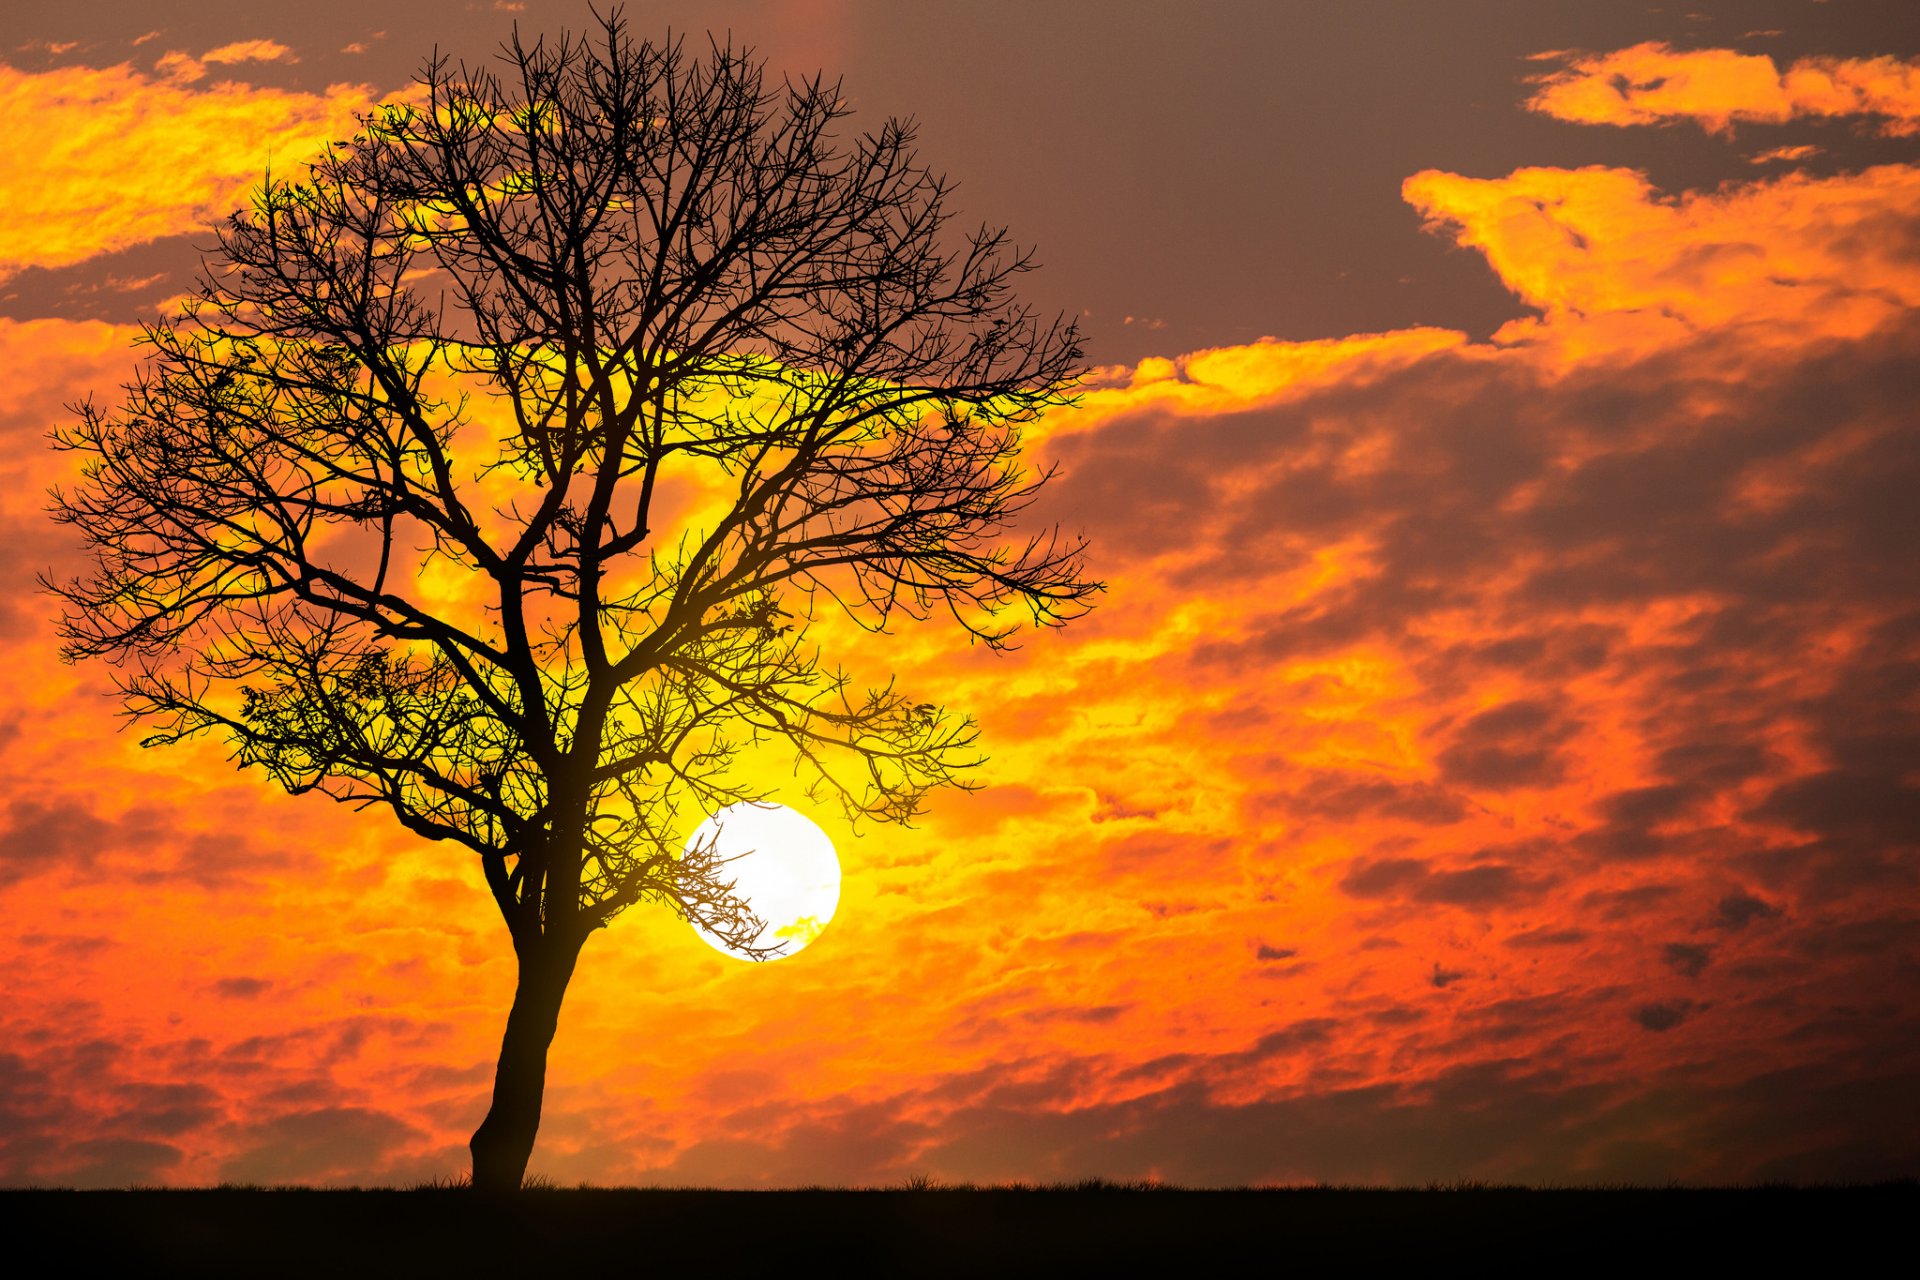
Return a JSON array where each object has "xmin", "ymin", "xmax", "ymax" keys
[{"xmin": 686, "ymin": 802, "xmax": 842, "ymax": 961}]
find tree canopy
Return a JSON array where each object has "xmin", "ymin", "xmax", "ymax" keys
[{"xmin": 48, "ymin": 12, "xmax": 1096, "ymax": 1189}]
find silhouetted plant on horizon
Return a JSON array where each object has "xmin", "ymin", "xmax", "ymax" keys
[{"xmin": 47, "ymin": 9, "xmax": 1095, "ymax": 1192}]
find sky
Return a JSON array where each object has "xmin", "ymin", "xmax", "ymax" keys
[{"xmin": 2, "ymin": 0, "xmax": 1918, "ymax": 1187}]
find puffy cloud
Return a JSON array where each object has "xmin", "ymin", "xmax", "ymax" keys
[
  {"xmin": 1632, "ymin": 1000, "xmax": 1699, "ymax": 1033},
  {"xmin": 628, "ymin": 1044, "xmax": 1920, "ymax": 1187},
  {"xmin": 217, "ymin": 1107, "xmax": 424, "ymax": 1185},
  {"xmin": 1714, "ymin": 893, "xmax": 1781, "ymax": 931},
  {"xmin": 0, "ymin": 60, "xmax": 381, "ymax": 279},
  {"xmin": 153, "ymin": 40, "xmax": 299, "ymax": 86},
  {"xmin": 1663, "ymin": 943, "xmax": 1712, "ymax": 977},
  {"xmin": 1402, "ymin": 162, "xmax": 1920, "ymax": 359},
  {"xmin": 1749, "ymin": 143, "xmax": 1821, "ymax": 165},
  {"xmin": 1526, "ymin": 43, "xmax": 1920, "ymax": 136},
  {"xmin": 1036, "ymin": 327, "xmax": 1466, "ymax": 447},
  {"xmin": 201, "ymin": 40, "xmax": 294, "ymax": 67},
  {"xmin": 881, "ymin": 153, "xmax": 1920, "ymax": 1182},
  {"xmin": 2, "ymin": 50, "xmax": 1919, "ymax": 1189}
]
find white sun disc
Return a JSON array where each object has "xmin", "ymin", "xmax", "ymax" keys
[{"xmin": 687, "ymin": 802, "xmax": 841, "ymax": 961}]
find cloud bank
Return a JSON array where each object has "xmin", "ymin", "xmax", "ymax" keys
[
  {"xmin": 1, "ymin": 44, "xmax": 1916, "ymax": 1186},
  {"xmin": 0, "ymin": 56, "xmax": 379, "ymax": 280},
  {"xmin": 1527, "ymin": 42, "xmax": 1920, "ymax": 136}
]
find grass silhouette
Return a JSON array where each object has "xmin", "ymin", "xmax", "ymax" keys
[{"xmin": 3, "ymin": 1178, "xmax": 1909, "ymax": 1274}]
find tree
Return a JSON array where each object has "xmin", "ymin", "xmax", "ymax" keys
[{"xmin": 46, "ymin": 12, "xmax": 1095, "ymax": 1192}]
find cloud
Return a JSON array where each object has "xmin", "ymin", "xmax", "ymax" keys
[
  {"xmin": 1339, "ymin": 855, "xmax": 1546, "ymax": 910},
  {"xmin": 2, "ymin": 42, "xmax": 1919, "ymax": 1191},
  {"xmin": 1526, "ymin": 43, "xmax": 1920, "ymax": 136},
  {"xmin": 0, "ymin": 799, "xmax": 119, "ymax": 884},
  {"xmin": 1749, "ymin": 144, "xmax": 1821, "ymax": 165},
  {"xmin": 1632, "ymin": 1000, "xmax": 1699, "ymax": 1032},
  {"xmin": 0, "ymin": 793, "xmax": 295, "ymax": 891},
  {"xmin": 1276, "ymin": 774, "xmax": 1470, "ymax": 827},
  {"xmin": 0, "ymin": 998, "xmax": 469, "ymax": 1187},
  {"xmin": 632, "ymin": 1044, "xmax": 1920, "ymax": 1186},
  {"xmin": 1663, "ymin": 943, "xmax": 1712, "ymax": 977},
  {"xmin": 1402, "ymin": 162, "xmax": 1920, "ymax": 359},
  {"xmin": 969, "ymin": 149, "xmax": 1920, "ymax": 1180},
  {"xmin": 1714, "ymin": 892, "xmax": 1781, "ymax": 931},
  {"xmin": 53, "ymin": 1140, "xmax": 184, "ymax": 1187},
  {"xmin": 1506, "ymin": 926, "xmax": 1587, "ymax": 949},
  {"xmin": 201, "ymin": 40, "xmax": 294, "ymax": 66},
  {"xmin": 154, "ymin": 41, "xmax": 299, "ymax": 85},
  {"xmin": 1434, "ymin": 701, "xmax": 1579, "ymax": 791},
  {"xmin": 217, "ymin": 1106, "xmax": 424, "ymax": 1184},
  {"xmin": 0, "ymin": 60, "xmax": 382, "ymax": 279}
]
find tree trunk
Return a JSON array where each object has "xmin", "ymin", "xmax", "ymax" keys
[{"xmin": 469, "ymin": 936, "xmax": 583, "ymax": 1191}]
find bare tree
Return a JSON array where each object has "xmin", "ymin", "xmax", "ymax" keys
[{"xmin": 46, "ymin": 12, "xmax": 1095, "ymax": 1192}]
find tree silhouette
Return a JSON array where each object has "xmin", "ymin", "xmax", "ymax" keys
[{"xmin": 47, "ymin": 13, "xmax": 1095, "ymax": 1192}]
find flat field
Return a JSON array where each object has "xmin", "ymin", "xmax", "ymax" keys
[{"xmin": 4, "ymin": 1183, "xmax": 1910, "ymax": 1274}]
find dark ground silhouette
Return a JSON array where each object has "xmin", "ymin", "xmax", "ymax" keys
[{"xmin": 3, "ymin": 1183, "xmax": 1910, "ymax": 1273}]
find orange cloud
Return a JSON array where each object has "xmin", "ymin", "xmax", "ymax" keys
[
  {"xmin": 1527, "ymin": 42, "xmax": 1920, "ymax": 136},
  {"xmin": 0, "ymin": 60, "xmax": 381, "ymax": 279},
  {"xmin": 1403, "ymin": 163, "xmax": 1920, "ymax": 361},
  {"xmin": 1749, "ymin": 143, "xmax": 1821, "ymax": 165},
  {"xmin": 1036, "ymin": 328, "xmax": 1467, "ymax": 447},
  {"xmin": 201, "ymin": 40, "xmax": 295, "ymax": 66},
  {"xmin": 3, "ymin": 69, "xmax": 1920, "ymax": 1188}
]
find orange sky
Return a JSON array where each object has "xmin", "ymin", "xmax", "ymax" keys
[{"xmin": 3, "ymin": 6, "xmax": 1918, "ymax": 1186}]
